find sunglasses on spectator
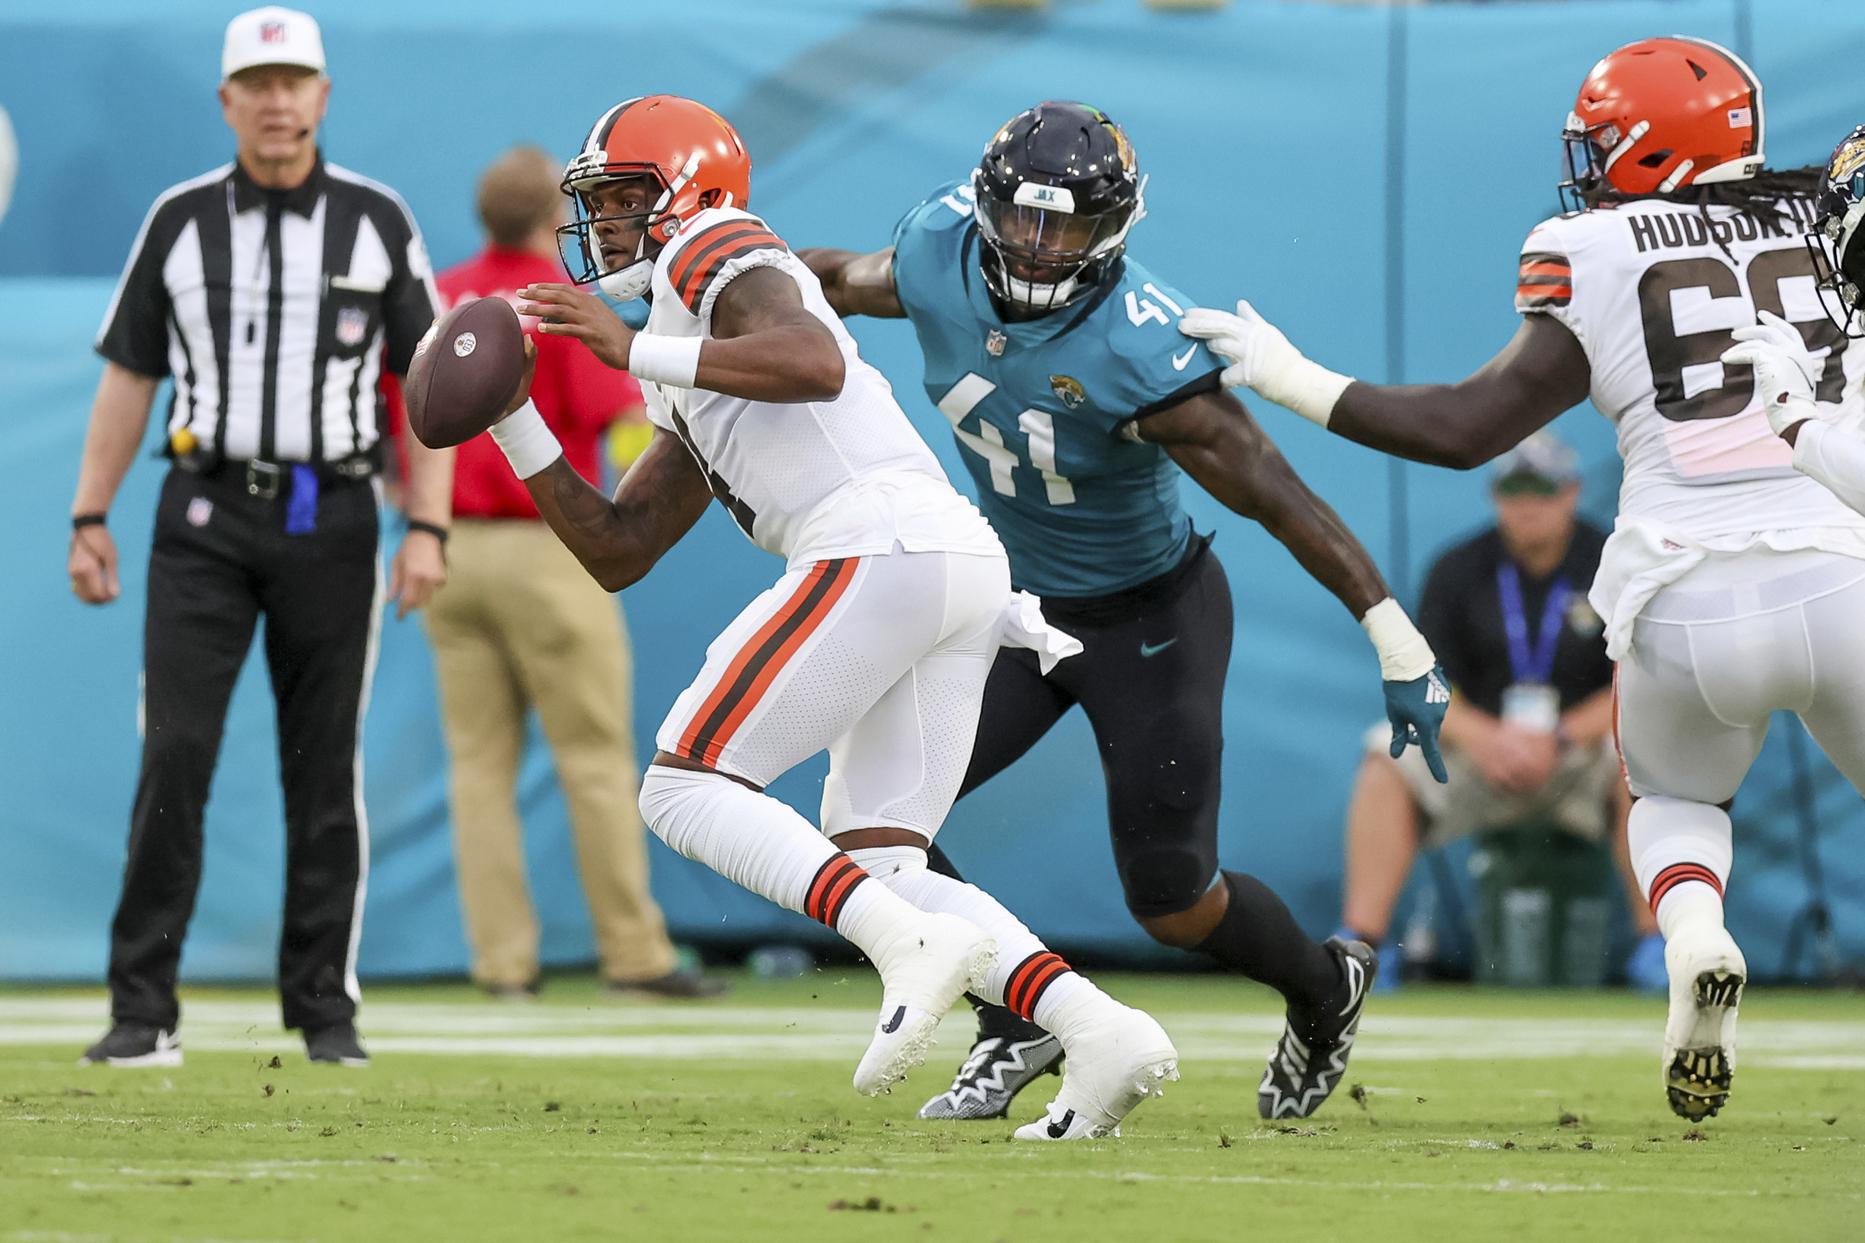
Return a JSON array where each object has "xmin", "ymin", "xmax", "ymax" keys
[{"xmin": 1493, "ymin": 474, "xmax": 1566, "ymax": 497}]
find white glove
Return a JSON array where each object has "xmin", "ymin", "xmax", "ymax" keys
[
  {"xmin": 1179, "ymin": 299, "xmax": 1354, "ymax": 427},
  {"xmin": 1722, "ymin": 310, "xmax": 1820, "ymax": 439}
]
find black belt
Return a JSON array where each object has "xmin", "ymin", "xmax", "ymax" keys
[{"xmin": 186, "ymin": 455, "xmax": 377, "ymax": 499}]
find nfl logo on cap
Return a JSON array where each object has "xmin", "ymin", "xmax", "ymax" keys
[{"xmin": 222, "ymin": 7, "xmax": 326, "ymax": 82}]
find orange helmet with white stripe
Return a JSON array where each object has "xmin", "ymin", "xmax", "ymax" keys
[
  {"xmin": 1559, "ymin": 36, "xmax": 1764, "ymax": 213},
  {"xmin": 559, "ymin": 95, "xmax": 752, "ymax": 300}
]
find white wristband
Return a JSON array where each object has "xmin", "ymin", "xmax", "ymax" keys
[
  {"xmin": 489, "ymin": 400, "xmax": 563, "ymax": 479},
  {"xmin": 1272, "ymin": 358, "xmax": 1355, "ymax": 428},
  {"xmin": 1360, "ymin": 597, "xmax": 1436, "ymax": 682},
  {"xmin": 627, "ymin": 333, "xmax": 702, "ymax": 389}
]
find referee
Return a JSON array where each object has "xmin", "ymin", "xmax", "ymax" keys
[{"xmin": 67, "ymin": 7, "xmax": 452, "ymax": 1068}]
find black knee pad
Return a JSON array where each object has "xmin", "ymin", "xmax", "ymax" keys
[{"xmin": 1117, "ymin": 842, "xmax": 1219, "ymax": 919}]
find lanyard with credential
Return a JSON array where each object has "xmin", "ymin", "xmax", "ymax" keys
[{"xmin": 1497, "ymin": 562, "xmax": 1570, "ymax": 685}]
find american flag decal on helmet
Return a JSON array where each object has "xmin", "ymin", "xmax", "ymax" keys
[{"xmin": 1515, "ymin": 252, "xmax": 1573, "ymax": 310}]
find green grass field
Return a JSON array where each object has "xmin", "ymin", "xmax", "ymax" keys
[{"xmin": 3, "ymin": 973, "xmax": 1861, "ymax": 1242}]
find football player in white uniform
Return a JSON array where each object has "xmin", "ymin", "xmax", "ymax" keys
[
  {"xmin": 485, "ymin": 95, "xmax": 1177, "ymax": 1139},
  {"xmin": 1724, "ymin": 124, "xmax": 1865, "ymax": 514},
  {"xmin": 1181, "ymin": 38, "xmax": 1865, "ymax": 1121}
]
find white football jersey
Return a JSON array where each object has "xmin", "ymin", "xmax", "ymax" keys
[
  {"xmin": 636, "ymin": 206, "xmax": 997, "ymax": 566},
  {"xmin": 1518, "ymin": 196, "xmax": 1865, "ymax": 540}
]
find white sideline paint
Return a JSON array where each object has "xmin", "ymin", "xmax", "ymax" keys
[{"xmin": 2, "ymin": 997, "xmax": 1863, "ymax": 1067}]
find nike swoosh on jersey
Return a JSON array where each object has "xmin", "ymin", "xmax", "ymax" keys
[
  {"xmin": 1171, "ymin": 345, "xmax": 1198, "ymax": 371},
  {"xmin": 1139, "ymin": 638, "xmax": 1179, "ymax": 658}
]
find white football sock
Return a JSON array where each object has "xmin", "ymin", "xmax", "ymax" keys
[
  {"xmin": 637, "ymin": 764, "xmax": 916, "ymax": 957},
  {"xmin": 1628, "ymin": 795, "xmax": 1732, "ymax": 939},
  {"xmin": 845, "ymin": 844, "xmax": 1110, "ymax": 1032}
]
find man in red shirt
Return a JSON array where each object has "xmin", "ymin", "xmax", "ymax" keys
[{"xmin": 424, "ymin": 147, "xmax": 719, "ymax": 999}]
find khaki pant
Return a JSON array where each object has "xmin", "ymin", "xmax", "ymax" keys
[
  {"xmin": 1363, "ymin": 722, "xmax": 1619, "ymax": 847},
  {"xmin": 426, "ymin": 520, "xmax": 677, "ymax": 987}
]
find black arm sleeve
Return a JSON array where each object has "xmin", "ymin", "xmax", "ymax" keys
[
  {"xmin": 94, "ymin": 199, "xmax": 177, "ymax": 378},
  {"xmin": 373, "ymin": 197, "xmax": 440, "ymax": 376}
]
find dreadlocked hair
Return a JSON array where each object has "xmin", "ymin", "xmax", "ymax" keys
[
  {"xmin": 1583, "ymin": 166, "xmax": 1823, "ymax": 259},
  {"xmin": 1584, "ymin": 166, "xmax": 1822, "ymax": 217}
]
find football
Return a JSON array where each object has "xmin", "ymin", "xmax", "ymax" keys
[{"xmin": 404, "ymin": 296, "xmax": 526, "ymax": 449}]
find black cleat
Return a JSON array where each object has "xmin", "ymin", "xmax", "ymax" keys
[
  {"xmin": 1258, "ymin": 937, "xmax": 1377, "ymax": 1120},
  {"xmin": 1664, "ymin": 960, "xmax": 1745, "ymax": 1122},
  {"xmin": 78, "ymin": 1022, "xmax": 182, "ymax": 1068},
  {"xmin": 305, "ymin": 1022, "xmax": 370, "ymax": 1067},
  {"xmin": 917, "ymin": 1032, "xmax": 1065, "ymax": 1120}
]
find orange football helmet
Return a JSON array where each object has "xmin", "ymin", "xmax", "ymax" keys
[
  {"xmin": 1559, "ymin": 36, "xmax": 1764, "ymax": 213},
  {"xmin": 559, "ymin": 95, "xmax": 752, "ymax": 299}
]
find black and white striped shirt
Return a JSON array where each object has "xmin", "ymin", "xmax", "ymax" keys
[{"xmin": 96, "ymin": 156, "xmax": 439, "ymax": 465}]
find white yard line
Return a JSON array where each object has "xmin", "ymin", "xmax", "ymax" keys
[{"xmin": 4, "ymin": 998, "xmax": 1862, "ymax": 1065}]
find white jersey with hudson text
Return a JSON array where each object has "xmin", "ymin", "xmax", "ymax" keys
[
  {"xmin": 1517, "ymin": 196, "xmax": 1865, "ymax": 542},
  {"xmin": 635, "ymin": 206, "xmax": 997, "ymax": 566}
]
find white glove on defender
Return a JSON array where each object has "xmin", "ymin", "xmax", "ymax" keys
[
  {"xmin": 1722, "ymin": 310, "xmax": 1821, "ymax": 439},
  {"xmin": 1179, "ymin": 299, "xmax": 1354, "ymax": 427}
]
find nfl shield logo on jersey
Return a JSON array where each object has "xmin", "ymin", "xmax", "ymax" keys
[
  {"xmin": 1049, "ymin": 375, "xmax": 1086, "ymax": 409},
  {"xmin": 336, "ymin": 306, "xmax": 368, "ymax": 348},
  {"xmin": 986, "ymin": 329, "xmax": 1007, "ymax": 357}
]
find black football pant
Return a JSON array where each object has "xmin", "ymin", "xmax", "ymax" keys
[
  {"xmin": 108, "ymin": 465, "xmax": 379, "ymax": 1033},
  {"xmin": 946, "ymin": 534, "xmax": 1231, "ymax": 916}
]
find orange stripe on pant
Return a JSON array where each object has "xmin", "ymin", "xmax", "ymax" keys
[{"xmin": 676, "ymin": 559, "xmax": 858, "ymax": 768}]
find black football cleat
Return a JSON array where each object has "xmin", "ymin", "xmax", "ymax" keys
[
  {"xmin": 305, "ymin": 1022, "xmax": 370, "ymax": 1067},
  {"xmin": 78, "ymin": 1021, "xmax": 182, "ymax": 1068},
  {"xmin": 918, "ymin": 1029, "xmax": 1064, "ymax": 1120},
  {"xmin": 1258, "ymin": 937, "xmax": 1377, "ymax": 1120}
]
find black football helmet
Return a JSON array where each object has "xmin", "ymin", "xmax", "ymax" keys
[
  {"xmin": 1809, "ymin": 123, "xmax": 1865, "ymax": 338},
  {"xmin": 972, "ymin": 101, "xmax": 1145, "ymax": 318}
]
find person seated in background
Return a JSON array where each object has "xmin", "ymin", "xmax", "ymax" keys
[
  {"xmin": 421, "ymin": 146, "xmax": 721, "ymax": 1001},
  {"xmin": 1333, "ymin": 432, "xmax": 1664, "ymax": 989}
]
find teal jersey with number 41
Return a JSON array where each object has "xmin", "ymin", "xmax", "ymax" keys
[{"xmin": 889, "ymin": 180, "xmax": 1224, "ymax": 598}]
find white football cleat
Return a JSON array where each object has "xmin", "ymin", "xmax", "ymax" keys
[
  {"xmin": 852, "ymin": 913, "xmax": 997, "ymax": 1097},
  {"xmin": 1012, "ymin": 1003, "xmax": 1179, "ymax": 1141},
  {"xmin": 1661, "ymin": 925, "xmax": 1747, "ymax": 1121}
]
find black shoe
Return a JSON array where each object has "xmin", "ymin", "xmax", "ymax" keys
[
  {"xmin": 917, "ymin": 1031, "xmax": 1065, "ymax": 1120},
  {"xmin": 606, "ymin": 969, "xmax": 728, "ymax": 999},
  {"xmin": 1258, "ymin": 937, "xmax": 1377, "ymax": 1120},
  {"xmin": 305, "ymin": 1023, "xmax": 369, "ymax": 1067},
  {"xmin": 78, "ymin": 1021, "xmax": 182, "ymax": 1068}
]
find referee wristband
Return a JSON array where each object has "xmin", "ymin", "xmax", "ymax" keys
[
  {"xmin": 406, "ymin": 519, "xmax": 449, "ymax": 545},
  {"xmin": 71, "ymin": 513, "xmax": 107, "ymax": 530},
  {"xmin": 627, "ymin": 333, "xmax": 702, "ymax": 389},
  {"xmin": 489, "ymin": 400, "xmax": 564, "ymax": 480}
]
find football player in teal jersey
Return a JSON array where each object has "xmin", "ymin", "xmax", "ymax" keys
[{"xmin": 801, "ymin": 102, "xmax": 1448, "ymax": 1123}]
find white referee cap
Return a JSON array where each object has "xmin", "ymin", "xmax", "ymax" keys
[{"xmin": 222, "ymin": 6, "xmax": 326, "ymax": 81}]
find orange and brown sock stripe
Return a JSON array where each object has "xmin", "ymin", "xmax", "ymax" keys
[
  {"xmin": 1004, "ymin": 951, "xmax": 1072, "ymax": 1022},
  {"xmin": 1647, "ymin": 862, "xmax": 1724, "ymax": 913},
  {"xmin": 805, "ymin": 853, "xmax": 870, "ymax": 929}
]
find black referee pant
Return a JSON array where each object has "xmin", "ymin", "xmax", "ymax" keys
[{"xmin": 108, "ymin": 464, "xmax": 381, "ymax": 1033}]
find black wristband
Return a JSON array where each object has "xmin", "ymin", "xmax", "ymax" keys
[
  {"xmin": 71, "ymin": 513, "xmax": 107, "ymax": 530},
  {"xmin": 406, "ymin": 518, "xmax": 449, "ymax": 545}
]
